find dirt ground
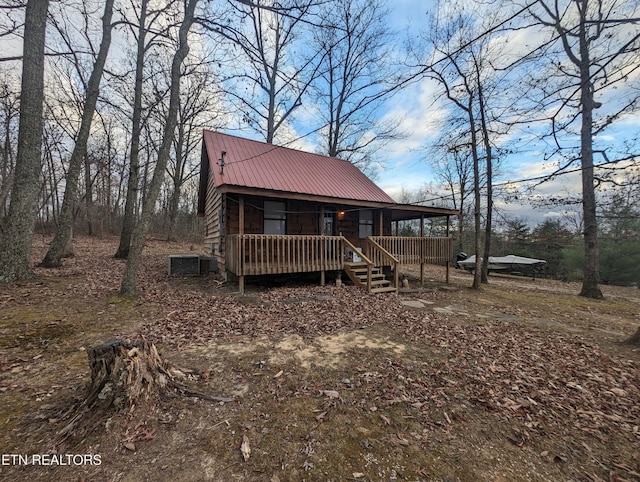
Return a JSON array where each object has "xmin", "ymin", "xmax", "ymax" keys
[{"xmin": 0, "ymin": 236, "xmax": 638, "ymax": 482}]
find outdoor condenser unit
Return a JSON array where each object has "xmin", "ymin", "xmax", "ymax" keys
[{"xmin": 168, "ymin": 254, "xmax": 201, "ymax": 275}]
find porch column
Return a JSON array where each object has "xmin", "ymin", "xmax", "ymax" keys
[
  {"xmin": 378, "ymin": 210, "xmax": 384, "ymax": 236},
  {"xmin": 239, "ymin": 196, "xmax": 245, "ymax": 234},
  {"xmin": 445, "ymin": 215, "xmax": 450, "ymax": 284},
  {"xmin": 239, "ymin": 196, "xmax": 245, "ymax": 293},
  {"xmin": 420, "ymin": 214, "xmax": 425, "ymax": 285},
  {"xmin": 320, "ymin": 206, "xmax": 325, "ymax": 287}
]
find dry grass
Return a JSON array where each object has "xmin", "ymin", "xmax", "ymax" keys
[{"xmin": 0, "ymin": 236, "xmax": 638, "ymax": 482}]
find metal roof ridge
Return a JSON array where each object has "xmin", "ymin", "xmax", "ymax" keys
[{"xmin": 203, "ymin": 129, "xmax": 355, "ymax": 164}]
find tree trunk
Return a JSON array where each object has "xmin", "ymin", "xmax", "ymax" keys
[
  {"xmin": 85, "ymin": 152, "xmax": 95, "ymax": 236},
  {"xmin": 115, "ymin": 0, "xmax": 148, "ymax": 260},
  {"xmin": 469, "ymin": 98, "xmax": 482, "ymax": 289},
  {"xmin": 41, "ymin": 0, "xmax": 114, "ymax": 268},
  {"xmin": 166, "ymin": 122, "xmax": 185, "ymax": 242},
  {"xmin": 477, "ymin": 67, "xmax": 493, "ymax": 285},
  {"xmin": 120, "ymin": 0, "xmax": 199, "ymax": 296},
  {"xmin": 0, "ymin": 0, "xmax": 49, "ymax": 282},
  {"xmin": 576, "ymin": 5, "xmax": 603, "ymax": 300}
]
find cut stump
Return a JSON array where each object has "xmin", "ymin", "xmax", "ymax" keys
[
  {"xmin": 57, "ymin": 339, "xmax": 182, "ymax": 441},
  {"xmin": 58, "ymin": 338, "xmax": 230, "ymax": 443},
  {"xmin": 85, "ymin": 339, "xmax": 181, "ymax": 411}
]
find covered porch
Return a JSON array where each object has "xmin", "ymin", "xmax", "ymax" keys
[{"xmin": 225, "ymin": 199, "xmax": 456, "ymax": 294}]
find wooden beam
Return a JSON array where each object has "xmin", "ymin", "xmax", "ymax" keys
[
  {"xmin": 420, "ymin": 214, "xmax": 425, "ymax": 285},
  {"xmin": 239, "ymin": 275, "xmax": 245, "ymax": 294},
  {"xmin": 239, "ymin": 195, "xmax": 245, "ymax": 235},
  {"xmin": 378, "ymin": 210, "xmax": 383, "ymax": 236},
  {"xmin": 446, "ymin": 215, "xmax": 450, "ymax": 284}
]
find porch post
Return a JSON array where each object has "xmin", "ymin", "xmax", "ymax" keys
[
  {"xmin": 378, "ymin": 210, "xmax": 383, "ymax": 236},
  {"xmin": 239, "ymin": 196, "xmax": 245, "ymax": 234},
  {"xmin": 239, "ymin": 275, "xmax": 245, "ymax": 294},
  {"xmin": 320, "ymin": 206, "xmax": 325, "ymax": 287},
  {"xmin": 239, "ymin": 196, "xmax": 245, "ymax": 293},
  {"xmin": 420, "ymin": 214, "xmax": 425, "ymax": 285},
  {"xmin": 445, "ymin": 215, "xmax": 450, "ymax": 284}
]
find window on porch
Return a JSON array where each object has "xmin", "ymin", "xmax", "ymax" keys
[
  {"xmin": 264, "ymin": 200, "xmax": 286, "ymax": 234},
  {"xmin": 359, "ymin": 209, "xmax": 373, "ymax": 238}
]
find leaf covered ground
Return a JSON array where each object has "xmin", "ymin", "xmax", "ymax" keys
[{"xmin": 0, "ymin": 236, "xmax": 639, "ymax": 482}]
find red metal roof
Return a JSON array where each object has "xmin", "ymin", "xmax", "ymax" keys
[{"xmin": 202, "ymin": 130, "xmax": 396, "ymax": 204}]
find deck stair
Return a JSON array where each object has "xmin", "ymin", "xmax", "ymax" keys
[{"xmin": 343, "ymin": 262, "xmax": 397, "ymax": 294}]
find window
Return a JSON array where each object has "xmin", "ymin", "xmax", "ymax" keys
[
  {"xmin": 359, "ymin": 210, "xmax": 373, "ymax": 238},
  {"xmin": 264, "ymin": 201, "xmax": 286, "ymax": 235},
  {"xmin": 323, "ymin": 212, "xmax": 335, "ymax": 236}
]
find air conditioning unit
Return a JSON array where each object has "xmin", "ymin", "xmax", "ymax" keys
[
  {"xmin": 168, "ymin": 255, "xmax": 201, "ymax": 275},
  {"xmin": 199, "ymin": 257, "xmax": 217, "ymax": 273}
]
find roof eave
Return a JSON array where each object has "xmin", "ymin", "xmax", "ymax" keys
[{"xmin": 219, "ymin": 185, "xmax": 458, "ymax": 218}]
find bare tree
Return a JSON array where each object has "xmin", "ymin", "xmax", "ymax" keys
[
  {"xmin": 310, "ymin": 0, "xmax": 401, "ymax": 174},
  {"xmin": 120, "ymin": 0, "xmax": 199, "ymax": 296},
  {"xmin": 200, "ymin": 0, "xmax": 319, "ymax": 143},
  {"xmin": 0, "ymin": 0, "xmax": 49, "ymax": 282},
  {"xmin": 166, "ymin": 66, "xmax": 223, "ymax": 241},
  {"xmin": 429, "ymin": 139, "xmax": 474, "ymax": 254},
  {"xmin": 520, "ymin": 0, "xmax": 640, "ymax": 298},
  {"xmin": 416, "ymin": 1, "xmax": 508, "ymax": 288},
  {"xmin": 115, "ymin": 0, "xmax": 150, "ymax": 259},
  {"xmin": 0, "ymin": 71, "xmax": 20, "ymax": 217},
  {"xmin": 114, "ymin": 0, "xmax": 182, "ymax": 258},
  {"xmin": 41, "ymin": 0, "xmax": 115, "ymax": 267}
]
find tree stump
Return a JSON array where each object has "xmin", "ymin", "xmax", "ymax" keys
[
  {"xmin": 57, "ymin": 339, "xmax": 185, "ymax": 441},
  {"xmin": 85, "ymin": 339, "xmax": 183, "ymax": 411},
  {"xmin": 57, "ymin": 339, "xmax": 233, "ymax": 443},
  {"xmin": 624, "ymin": 326, "xmax": 640, "ymax": 346}
]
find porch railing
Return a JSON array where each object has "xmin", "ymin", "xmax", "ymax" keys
[
  {"xmin": 367, "ymin": 236, "xmax": 452, "ymax": 265},
  {"xmin": 226, "ymin": 234, "xmax": 452, "ymax": 284},
  {"xmin": 227, "ymin": 234, "xmax": 344, "ymax": 276},
  {"xmin": 365, "ymin": 237, "xmax": 399, "ymax": 290}
]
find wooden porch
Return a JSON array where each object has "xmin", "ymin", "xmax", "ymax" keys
[{"xmin": 226, "ymin": 234, "xmax": 453, "ymax": 294}]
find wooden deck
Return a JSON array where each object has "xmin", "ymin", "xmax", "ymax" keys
[{"xmin": 226, "ymin": 234, "xmax": 452, "ymax": 293}]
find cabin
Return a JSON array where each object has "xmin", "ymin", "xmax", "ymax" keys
[{"xmin": 197, "ymin": 130, "xmax": 458, "ymax": 293}]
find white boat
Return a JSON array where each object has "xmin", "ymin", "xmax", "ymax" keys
[{"xmin": 457, "ymin": 254, "xmax": 547, "ymax": 273}]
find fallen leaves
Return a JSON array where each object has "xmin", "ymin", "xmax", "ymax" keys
[{"xmin": 7, "ymin": 237, "xmax": 637, "ymax": 481}]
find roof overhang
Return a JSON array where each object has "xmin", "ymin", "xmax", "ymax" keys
[
  {"xmin": 220, "ymin": 185, "xmax": 459, "ymax": 219},
  {"xmin": 385, "ymin": 203, "xmax": 459, "ymax": 221}
]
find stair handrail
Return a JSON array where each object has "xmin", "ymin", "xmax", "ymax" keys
[
  {"xmin": 366, "ymin": 237, "xmax": 399, "ymax": 292},
  {"xmin": 341, "ymin": 236, "xmax": 374, "ymax": 293}
]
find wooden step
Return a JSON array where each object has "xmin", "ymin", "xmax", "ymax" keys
[
  {"xmin": 355, "ymin": 273, "xmax": 386, "ymax": 281},
  {"xmin": 351, "ymin": 267, "xmax": 382, "ymax": 275},
  {"xmin": 370, "ymin": 286, "xmax": 397, "ymax": 294},
  {"xmin": 369, "ymin": 279, "xmax": 392, "ymax": 286},
  {"xmin": 342, "ymin": 262, "xmax": 397, "ymax": 294}
]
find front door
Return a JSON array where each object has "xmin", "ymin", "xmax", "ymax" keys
[{"xmin": 323, "ymin": 211, "xmax": 336, "ymax": 236}]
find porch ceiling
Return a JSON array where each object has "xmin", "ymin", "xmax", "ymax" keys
[
  {"xmin": 386, "ymin": 203, "xmax": 459, "ymax": 221},
  {"xmin": 221, "ymin": 186, "xmax": 458, "ymax": 220}
]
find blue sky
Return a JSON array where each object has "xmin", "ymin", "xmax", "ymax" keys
[
  {"xmin": 3, "ymin": 0, "xmax": 636, "ymax": 229},
  {"xmin": 325, "ymin": 0, "xmax": 640, "ymax": 229}
]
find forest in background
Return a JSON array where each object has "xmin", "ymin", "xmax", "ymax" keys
[{"xmin": 0, "ymin": 0, "xmax": 638, "ymax": 295}]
